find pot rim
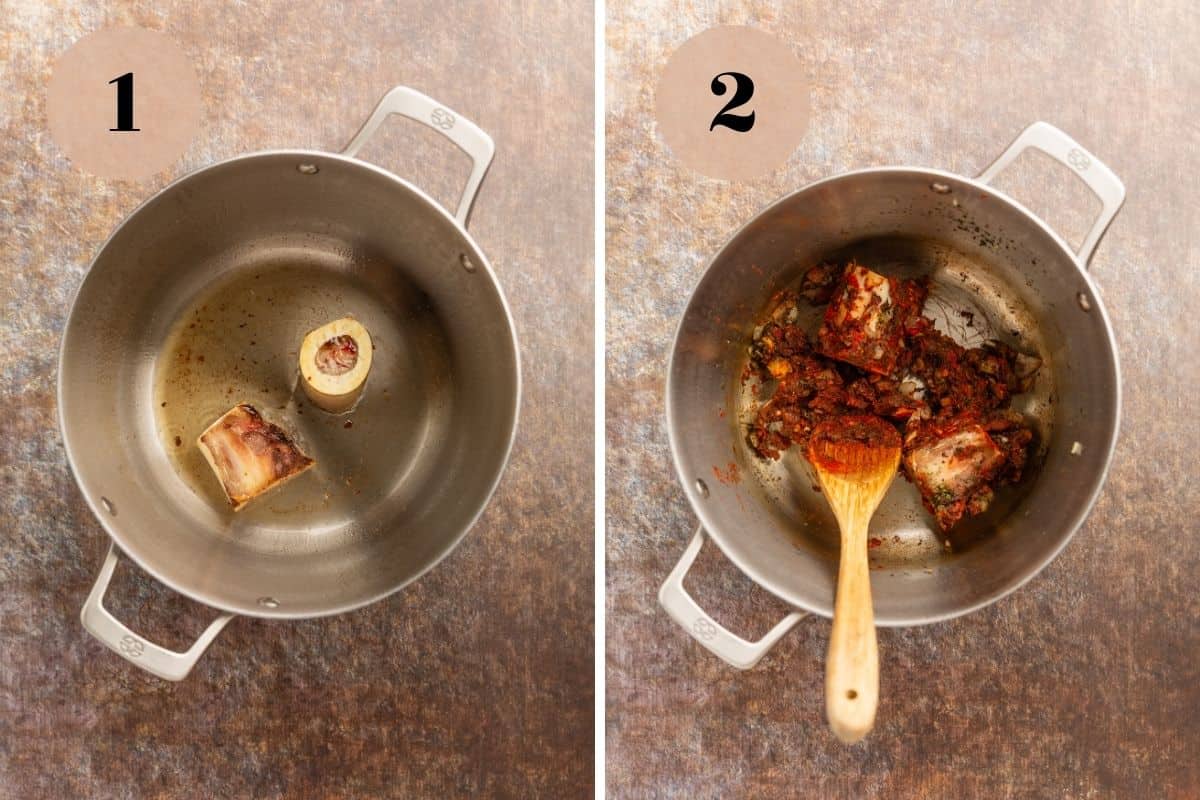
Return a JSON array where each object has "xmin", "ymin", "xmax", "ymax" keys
[
  {"xmin": 57, "ymin": 148, "xmax": 523, "ymax": 620},
  {"xmin": 666, "ymin": 164, "xmax": 1122, "ymax": 627}
]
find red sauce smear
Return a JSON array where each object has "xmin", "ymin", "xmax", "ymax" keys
[{"xmin": 806, "ymin": 414, "xmax": 900, "ymax": 474}]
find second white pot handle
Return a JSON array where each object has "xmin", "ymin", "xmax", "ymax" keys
[
  {"xmin": 658, "ymin": 527, "xmax": 807, "ymax": 669},
  {"xmin": 80, "ymin": 543, "xmax": 235, "ymax": 681},
  {"xmin": 977, "ymin": 121, "xmax": 1125, "ymax": 267},
  {"xmin": 342, "ymin": 86, "xmax": 496, "ymax": 228}
]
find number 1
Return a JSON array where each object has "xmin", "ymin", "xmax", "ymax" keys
[{"xmin": 109, "ymin": 72, "xmax": 139, "ymax": 132}]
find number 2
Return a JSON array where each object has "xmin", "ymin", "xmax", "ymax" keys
[
  {"xmin": 709, "ymin": 72, "xmax": 755, "ymax": 133},
  {"xmin": 109, "ymin": 72, "xmax": 139, "ymax": 132}
]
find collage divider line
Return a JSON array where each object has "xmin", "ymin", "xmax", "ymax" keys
[{"xmin": 593, "ymin": 0, "xmax": 607, "ymax": 795}]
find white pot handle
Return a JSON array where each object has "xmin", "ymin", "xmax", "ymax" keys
[
  {"xmin": 658, "ymin": 527, "xmax": 807, "ymax": 669},
  {"xmin": 80, "ymin": 543, "xmax": 235, "ymax": 681},
  {"xmin": 341, "ymin": 86, "xmax": 496, "ymax": 228},
  {"xmin": 976, "ymin": 121, "xmax": 1125, "ymax": 267}
]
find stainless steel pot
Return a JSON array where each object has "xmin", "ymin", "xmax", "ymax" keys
[
  {"xmin": 61, "ymin": 87, "xmax": 520, "ymax": 680},
  {"xmin": 660, "ymin": 123, "xmax": 1124, "ymax": 668}
]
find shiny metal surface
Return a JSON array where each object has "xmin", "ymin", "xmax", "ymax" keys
[
  {"xmin": 61, "ymin": 107, "xmax": 519, "ymax": 622},
  {"xmin": 666, "ymin": 125, "xmax": 1122, "ymax": 629},
  {"xmin": 80, "ymin": 542, "xmax": 235, "ymax": 680},
  {"xmin": 341, "ymin": 86, "xmax": 495, "ymax": 226}
]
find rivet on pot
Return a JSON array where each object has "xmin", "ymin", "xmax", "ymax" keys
[
  {"xmin": 257, "ymin": 597, "xmax": 280, "ymax": 609},
  {"xmin": 930, "ymin": 182, "xmax": 951, "ymax": 194},
  {"xmin": 695, "ymin": 478, "xmax": 709, "ymax": 498},
  {"xmin": 1077, "ymin": 292, "xmax": 1092, "ymax": 312},
  {"xmin": 297, "ymin": 163, "xmax": 319, "ymax": 175},
  {"xmin": 1070, "ymin": 441, "xmax": 1084, "ymax": 456},
  {"xmin": 100, "ymin": 497, "xmax": 116, "ymax": 516},
  {"xmin": 459, "ymin": 253, "xmax": 477, "ymax": 273}
]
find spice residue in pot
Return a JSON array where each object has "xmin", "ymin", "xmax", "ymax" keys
[{"xmin": 712, "ymin": 461, "xmax": 740, "ymax": 484}]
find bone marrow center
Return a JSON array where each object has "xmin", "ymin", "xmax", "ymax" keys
[{"xmin": 315, "ymin": 335, "xmax": 359, "ymax": 376}]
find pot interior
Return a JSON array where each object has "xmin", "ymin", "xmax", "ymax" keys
[
  {"xmin": 669, "ymin": 169, "xmax": 1119, "ymax": 624},
  {"xmin": 60, "ymin": 152, "xmax": 519, "ymax": 617}
]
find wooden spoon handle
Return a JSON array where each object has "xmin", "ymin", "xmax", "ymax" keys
[{"xmin": 825, "ymin": 516, "xmax": 879, "ymax": 743}]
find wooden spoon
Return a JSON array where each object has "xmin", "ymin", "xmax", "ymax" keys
[{"xmin": 806, "ymin": 414, "xmax": 902, "ymax": 744}]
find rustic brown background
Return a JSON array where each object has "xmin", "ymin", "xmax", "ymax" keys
[
  {"xmin": 606, "ymin": 2, "xmax": 1199, "ymax": 798},
  {"xmin": 1, "ymin": 2, "xmax": 593, "ymax": 798}
]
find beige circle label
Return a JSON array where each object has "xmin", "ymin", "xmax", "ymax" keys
[
  {"xmin": 656, "ymin": 26, "xmax": 809, "ymax": 181},
  {"xmin": 47, "ymin": 27, "xmax": 201, "ymax": 181}
]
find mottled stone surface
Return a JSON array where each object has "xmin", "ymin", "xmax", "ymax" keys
[
  {"xmin": 607, "ymin": 2, "xmax": 1198, "ymax": 798},
  {"xmin": 1, "ymin": 2, "xmax": 593, "ymax": 798}
]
